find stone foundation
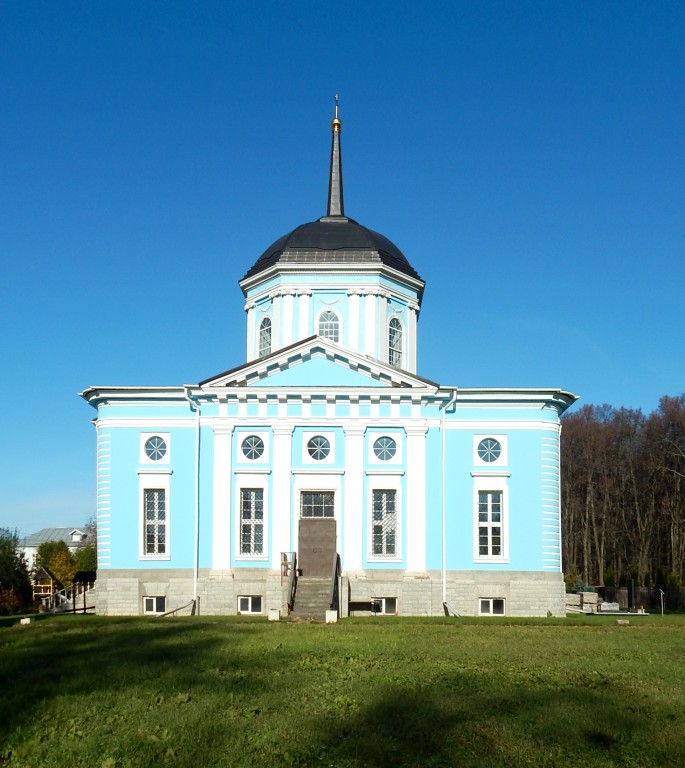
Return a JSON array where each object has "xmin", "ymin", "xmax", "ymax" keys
[{"xmin": 95, "ymin": 568, "xmax": 565, "ymax": 617}]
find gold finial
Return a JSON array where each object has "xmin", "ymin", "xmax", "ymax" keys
[{"xmin": 331, "ymin": 93, "xmax": 341, "ymax": 132}]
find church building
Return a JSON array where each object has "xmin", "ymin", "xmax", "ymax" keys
[{"xmin": 81, "ymin": 101, "xmax": 577, "ymax": 618}]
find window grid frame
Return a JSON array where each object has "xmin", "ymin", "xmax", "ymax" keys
[
  {"xmin": 300, "ymin": 491, "xmax": 335, "ymax": 519},
  {"xmin": 479, "ymin": 598, "xmax": 506, "ymax": 616},
  {"xmin": 318, "ymin": 309, "xmax": 340, "ymax": 342},
  {"xmin": 144, "ymin": 488, "xmax": 167, "ymax": 556},
  {"xmin": 371, "ymin": 489, "xmax": 398, "ymax": 559},
  {"xmin": 388, "ymin": 317, "xmax": 403, "ymax": 368},
  {"xmin": 240, "ymin": 488, "xmax": 265, "ymax": 556},
  {"xmin": 478, "ymin": 490, "xmax": 503, "ymax": 558},
  {"xmin": 258, "ymin": 316, "xmax": 272, "ymax": 357}
]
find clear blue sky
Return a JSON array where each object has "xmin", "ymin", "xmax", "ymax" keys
[{"xmin": 2, "ymin": 1, "xmax": 684, "ymax": 536}]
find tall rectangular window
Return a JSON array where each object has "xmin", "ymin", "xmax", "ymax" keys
[
  {"xmin": 388, "ymin": 318, "xmax": 403, "ymax": 368},
  {"xmin": 478, "ymin": 491, "xmax": 502, "ymax": 557},
  {"xmin": 144, "ymin": 489, "xmax": 166, "ymax": 555},
  {"xmin": 258, "ymin": 317, "xmax": 271, "ymax": 357},
  {"xmin": 372, "ymin": 489, "xmax": 397, "ymax": 557},
  {"xmin": 240, "ymin": 488, "xmax": 264, "ymax": 555}
]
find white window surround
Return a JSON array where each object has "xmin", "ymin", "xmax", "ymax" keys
[
  {"xmin": 301, "ymin": 430, "xmax": 336, "ymax": 465},
  {"xmin": 143, "ymin": 596, "xmax": 166, "ymax": 615},
  {"xmin": 138, "ymin": 471, "xmax": 171, "ymax": 561},
  {"xmin": 472, "ymin": 473, "xmax": 509, "ymax": 563},
  {"xmin": 473, "ymin": 434, "xmax": 508, "ymax": 467},
  {"xmin": 234, "ymin": 475, "xmax": 269, "ymax": 561},
  {"xmin": 317, "ymin": 309, "xmax": 341, "ymax": 342},
  {"xmin": 371, "ymin": 597, "xmax": 398, "ymax": 615},
  {"xmin": 239, "ymin": 488, "xmax": 265, "ymax": 556},
  {"xmin": 140, "ymin": 432, "xmax": 170, "ymax": 465},
  {"xmin": 238, "ymin": 595, "xmax": 263, "ymax": 614},
  {"xmin": 388, "ymin": 316, "xmax": 403, "ymax": 368},
  {"xmin": 258, "ymin": 316, "xmax": 272, "ymax": 358},
  {"xmin": 292, "ymin": 472, "xmax": 342, "ymax": 549},
  {"xmin": 479, "ymin": 598, "xmax": 506, "ymax": 616},
  {"xmin": 300, "ymin": 490, "xmax": 335, "ymax": 518},
  {"xmin": 237, "ymin": 430, "xmax": 270, "ymax": 464},
  {"xmin": 367, "ymin": 475, "xmax": 402, "ymax": 563},
  {"xmin": 367, "ymin": 432, "xmax": 403, "ymax": 465}
]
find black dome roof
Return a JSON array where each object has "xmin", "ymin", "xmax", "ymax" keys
[{"xmin": 242, "ymin": 215, "xmax": 422, "ymax": 282}]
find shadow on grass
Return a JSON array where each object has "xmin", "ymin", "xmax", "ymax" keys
[
  {"xmin": 280, "ymin": 674, "xmax": 684, "ymax": 768},
  {"xmin": 0, "ymin": 616, "xmax": 232, "ymax": 738},
  {"xmin": 2, "ymin": 617, "xmax": 684, "ymax": 767}
]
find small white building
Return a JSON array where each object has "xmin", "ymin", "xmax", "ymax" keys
[{"xmin": 19, "ymin": 527, "xmax": 90, "ymax": 570}]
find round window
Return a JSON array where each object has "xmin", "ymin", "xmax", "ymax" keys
[
  {"xmin": 307, "ymin": 435, "xmax": 330, "ymax": 461},
  {"xmin": 144, "ymin": 436, "xmax": 167, "ymax": 461},
  {"xmin": 477, "ymin": 438, "xmax": 502, "ymax": 463},
  {"xmin": 242, "ymin": 435, "xmax": 264, "ymax": 460},
  {"xmin": 373, "ymin": 436, "xmax": 397, "ymax": 461}
]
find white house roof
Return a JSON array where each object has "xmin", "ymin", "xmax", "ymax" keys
[{"xmin": 20, "ymin": 527, "xmax": 87, "ymax": 547}]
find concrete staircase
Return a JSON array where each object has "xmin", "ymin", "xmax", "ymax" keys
[{"xmin": 290, "ymin": 578, "xmax": 332, "ymax": 621}]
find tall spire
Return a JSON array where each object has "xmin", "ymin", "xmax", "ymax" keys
[{"xmin": 326, "ymin": 94, "xmax": 344, "ymax": 217}]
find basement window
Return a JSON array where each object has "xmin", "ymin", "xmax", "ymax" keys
[
  {"xmin": 143, "ymin": 596, "xmax": 166, "ymax": 615},
  {"xmin": 349, "ymin": 597, "xmax": 398, "ymax": 616},
  {"xmin": 479, "ymin": 598, "xmax": 505, "ymax": 616},
  {"xmin": 238, "ymin": 595, "xmax": 263, "ymax": 614}
]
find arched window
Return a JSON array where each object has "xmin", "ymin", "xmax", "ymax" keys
[
  {"xmin": 388, "ymin": 317, "xmax": 403, "ymax": 368},
  {"xmin": 258, "ymin": 317, "xmax": 272, "ymax": 357},
  {"xmin": 318, "ymin": 310, "xmax": 339, "ymax": 342}
]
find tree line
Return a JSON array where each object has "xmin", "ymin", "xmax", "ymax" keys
[{"xmin": 561, "ymin": 394, "xmax": 685, "ymax": 590}]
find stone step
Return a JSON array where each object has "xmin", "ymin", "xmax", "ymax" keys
[{"xmin": 291, "ymin": 578, "xmax": 333, "ymax": 620}]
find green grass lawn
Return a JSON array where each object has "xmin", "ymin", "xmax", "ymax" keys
[{"xmin": 1, "ymin": 615, "xmax": 684, "ymax": 768}]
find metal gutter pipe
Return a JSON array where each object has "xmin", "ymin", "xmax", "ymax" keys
[
  {"xmin": 440, "ymin": 389, "xmax": 458, "ymax": 605},
  {"xmin": 184, "ymin": 387, "xmax": 201, "ymax": 610}
]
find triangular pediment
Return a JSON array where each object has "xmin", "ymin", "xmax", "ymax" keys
[{"xmin": 198, "ymin": 337, "xmax": 437, "ymax": 390}]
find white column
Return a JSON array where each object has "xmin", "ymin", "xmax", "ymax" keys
[
  {"xmin": 271, "ymin": 291, "xmax": 282, "ymax": 351},
  {"xmin": 212, "ymin": 425, "xmax": 234, "ymax": 570},
  {"xmin": 281, "ymin": 290, "xmax": 294, "ymax": 346},
  {"xmin": 405, "ymin": 424, "xmax": 428, "ymax": 571},
  {"xmin": 407, "ymin": 301, "xmax": 419, "ymax": 373},
  {"xmin": 363, "ymin": 291, "xmax": 376, "ymax": 357},
  {"xmin": 245, "ymin": 302, "xmax": 256, "ymax": 361},
  {"xmin": 378, "ymin": 290, "xmax": 390, "ymax": 364},
  {"xmin": 297, "ymin": 290, "xmax": 311, "ymax": 341},
  {"xmin": 343, "ymin": 424, "xmax": 365, "ymax": 570},
  {"xmin": 271, "ymin": 425, "xmax": 294, "ymax": 559},
  {"xmin": 347, "ymin": 290, "xmax": 361, "ymax": 354}
]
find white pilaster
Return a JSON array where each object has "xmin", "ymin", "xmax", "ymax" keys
[
  {"xmin": 407, "ymin": 301, "xmax": 419, "ymax": 373},
  {"xmin": 271, "ymin": 291, "xmax": 282, "ymax": 351},
  {"xmin": 297, "ymin": 290, "xmax": 311, "ymax": 342},
  {"xmin": 245, "ymin": 302, "xmax": 256, "ymax": 361},
  {"xmin": 281, "ymin": 290, "xmax": 294, "ymax": 346},
  {"xmin": 347, "ymin": 289, "xmax": 361, "ymax": 354},
  {"xmin": 212, "ymin": 425, "xmax": 234, "ymax": 569},
  {"xmin": 272, "ymin": 425, "xmax": 294, "ymax": 558},
  {"xmin": 405, "ymin": 424, "xmax": 428, "ymax": 571},
  {"xmin": 363, "ymin": 291, "xmax": 376, "ymax": 357},
  {"xmin": 343, "ymin": 424, "xmax": 365, "ymax": 570},
  {"xmin": 378, "ymin": 290, "xmax": 390, "ymax": 364}
]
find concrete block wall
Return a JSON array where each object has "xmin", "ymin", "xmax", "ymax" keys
[
  {"xmin": 96, "ymin": 568, "xmax": 286, "ymax": 616},
  {"xmin": 95, "ymin": 568, "xmax": 565, "ymax": 617}
]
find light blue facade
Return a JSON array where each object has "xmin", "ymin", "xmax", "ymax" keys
[{"xmin": 82, "ymin": 104, "xmax": 576, "ymax": 617}]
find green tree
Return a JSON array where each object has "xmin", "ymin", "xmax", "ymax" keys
[
  {"xmin": 0, "ymin": 529, "xmax": 32, "ymax": 614},
  {"xmin": 36, "ymin": 540, "xmax": 76, "ymax": 587},
  {"xmin": 75, "ymin": 544, "xmax": 97, "ymax": 572}
]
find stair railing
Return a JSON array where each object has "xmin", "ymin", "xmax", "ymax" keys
[
  {"xmin": 283, "ymin": 551, "xmax": 298, "ymax": 614},
  {"xmin": 328, "ymin": 553, "xmax": 341, "ymax": 616}
]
